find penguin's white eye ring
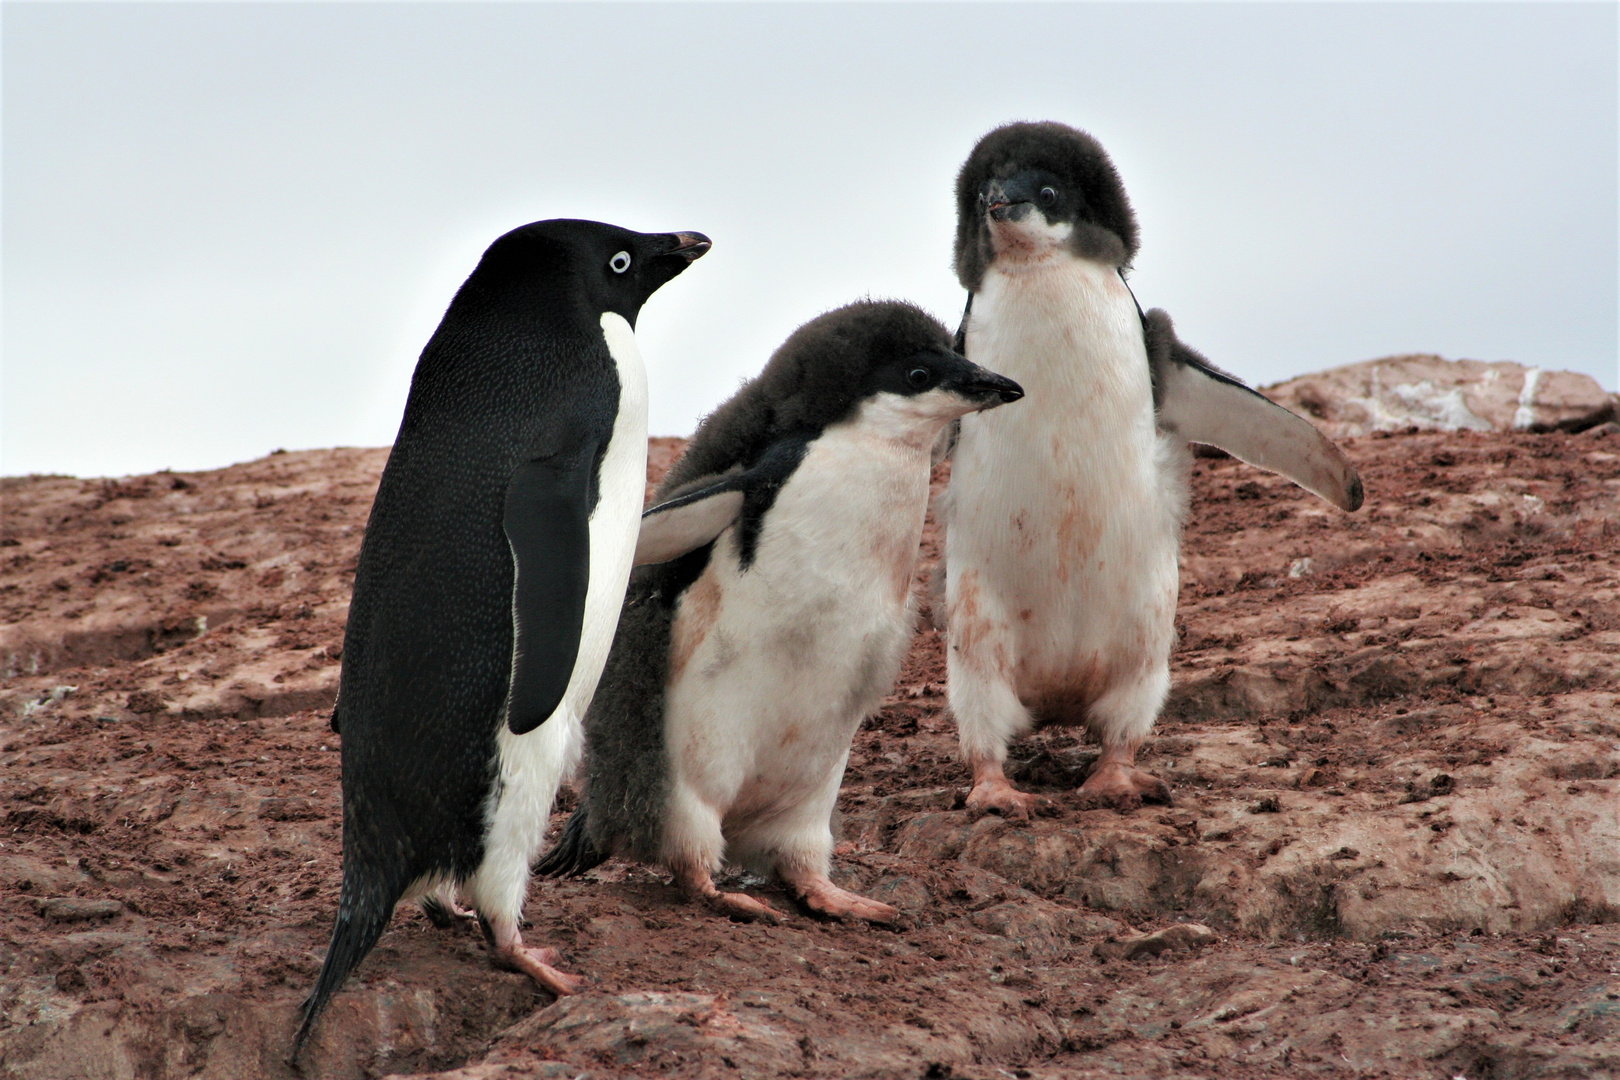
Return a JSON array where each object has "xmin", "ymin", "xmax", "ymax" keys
[
  {"xmin": 906, "ymin": 367, "xmax": 932, "ymax": 389},
  {"xmin": 1039, "ymin": 186, "xmax": 1058, "ymax": 207},
  {"xmin": 609, "ymin": 251, "xmax": 632, "ymax": 274}
]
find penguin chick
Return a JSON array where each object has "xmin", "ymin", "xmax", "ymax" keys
[
  {"xmin": 943, "ymin": 121, "xmax": 1362, "ymax": 818},
  {"xmin": 537, "ymin": 301, "xmax": 1023, "ymax": 923},
  {"xmin": 292, "ymin": 220, "xmax": 709, "ymax": 1060}
]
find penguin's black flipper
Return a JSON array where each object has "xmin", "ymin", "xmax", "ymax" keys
[
  {"xmin": 503, "ymin": 444, "xmax": 598, "ymax": 735},
  {"xmin": 635, "ymin": 437, "xmax": 811, "ymax": 567},
  {"xmin": 952, "ymin": 293, "xmax": 972, "ymax": 355},
  {"xmin": 932, "ymin": 293, "xmax": 974, "ymax": 466},
  {"xmin": 1144, "ymin": 308, "xmax": 1365, "ymax": 512},
  {"xmin": 635, "ymin": 479, "xmax": 746, "ymax": 566}
]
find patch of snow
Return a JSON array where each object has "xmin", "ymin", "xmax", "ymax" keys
[
  {"xmin": 1341, "ymin": 375, "xmax": 1493, "ymax": 433},
  {"xmin": 1512, "ymin": 367, "xmax": 1544, "ymax": 430},
  {"xmin": 1386, "ymin": 381, "xmax": 1494, "ymax": 431}
]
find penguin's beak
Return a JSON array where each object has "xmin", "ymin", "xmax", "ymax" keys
[
  {"xmin": 949, "ymin": 366, "xmax": 1025, "ymax": 410},
  {"xmin": 982, "ymin": 178, "xmax": 1036, "ymax": 223},
  {"xmin": 664, "ymin": 233, "xmax": 712, "ymax": 262}
]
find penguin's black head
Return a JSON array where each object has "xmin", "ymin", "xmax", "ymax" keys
[
  {"xmin": 664, "ymin": 301, "xmax": 1021, "ymax": 494},
  {"xmin": 464, "ymin": 219, "xmax": 710, "ymax": 330},
  {"xmin": 758, "ymin": 301, "xmax": 1022, "ymax": 435},
  {"xmin": 953, "ymin": 121, "xmax": 1138, "ymax": 290}
]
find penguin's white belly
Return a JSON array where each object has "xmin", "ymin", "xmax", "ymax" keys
[
  {"xmin": 470, "ymin": 312, "xmax": 647, "ymax": 915},
  {"xmin": 663, "ymin": 413, "xmax": 927, "ymax": 849},
  {"xmin": 949, "ymin": 259, "xmax": 1185, "ymax": 716},
  {"xmin": 566, "ymin": 313, "xmax": 652, "ymax": 720}
]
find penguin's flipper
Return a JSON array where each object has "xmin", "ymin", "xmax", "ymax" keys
[
  {"xmin": 637, "ymin": 436, "xmax": 813, "ymax": 566},
  {"xmin": 503, "ymin": 445, "xmax": 598, "ymax": 735},
  {"xmin": 635, "ymin": 477, "xmax": 745, "ymax": 566},
  {"xmin": 933, "ymin": 293, "xmax": 972, "ymax": 466},
  {"xmin": 951, "ymin": 293, "xmax": 972, "ymax": 355},
  {"xmin": 1145, "ymin": 308, "xmax": 1364, "ymax": 512}
]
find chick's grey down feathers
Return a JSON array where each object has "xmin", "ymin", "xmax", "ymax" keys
[
  {"xmin": 659, "ymin": 301, "xmax": 956, "ymax": 495},
  {"xmin": 537, "ymin": 301, "xmax": 956, "ymax": 876},
  {"xmin": 953, "ymin": 120, "xmax": 1139, "ymax": 291}
]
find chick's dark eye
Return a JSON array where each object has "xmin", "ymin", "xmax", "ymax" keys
[
  {"xmin": 1039, "ymin": 186, "xmax": 1058, "ymax": 207},
  {"xmin": 907, "ymin": 367, "xmax": 932, "ymax": 389}
]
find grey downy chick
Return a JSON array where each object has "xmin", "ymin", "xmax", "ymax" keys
[
  {"xmin": 538, "ymin": 299, "xmax": 1022, "ymax": 922},
  {"xmin": 943, "ymin": 120, "xmax": 1361, "ymax": 818}
]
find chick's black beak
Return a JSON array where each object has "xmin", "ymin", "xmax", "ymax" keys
[
  {"xmin": 953, "ymin": 367, "xmax": 1024, "ymax": 408},
  {"xmin": 665, "ymin": 232, "xmax": 711, "ymax": 262},
  {"xmin": 982, "ymin": 177, "xmax": 1038, "ymax": 222}
]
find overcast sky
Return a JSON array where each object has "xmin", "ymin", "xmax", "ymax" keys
[{"xmin": 4, "ymin": 2, "xmax": 1616, "ymax": 479}]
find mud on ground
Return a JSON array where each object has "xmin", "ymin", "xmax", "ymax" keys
[{"xmin": 1, "ymin": 429, "xmax": 1617, "ymax": 1079}]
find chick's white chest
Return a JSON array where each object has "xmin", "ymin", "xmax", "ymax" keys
[
  {"xmin": 664, "ymin": 411, "xmax": 930, "ymax": 824},
  {"xmin": 949, "ymin": 257, "xmax": 1184, "ymax": 693}
]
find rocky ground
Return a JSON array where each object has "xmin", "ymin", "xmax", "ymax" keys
[{"xmin": 2, "ymin": 426, "xmax": 1618, "ymax": 1080}]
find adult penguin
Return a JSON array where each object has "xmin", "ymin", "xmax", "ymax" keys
[
  {"xmin": 942, "ymin": 122, "xmax": 1362, "ymax": 817},
  {"xmin": 292, "ymin": 219, "xmax": 709, "ymax": 1058}
]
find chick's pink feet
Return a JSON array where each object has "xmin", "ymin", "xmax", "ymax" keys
[
  {"xmin": 1077, "ymin": 742, "xmax": 1172, "ymax": 810},
  {"xmin": 965, "ymin": 758, "xmax": 1053, "ymax": 821},
  {"xmin": 782, "ymin": 869, "xmax": 899, "ymax": 924},
  {"xmin": 673, "ymin": 859, "xmax": 784, "ymax": 924}
]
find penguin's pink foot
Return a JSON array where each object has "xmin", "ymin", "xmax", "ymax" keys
[
  {"xmin": 489, "ymin": 921, "xmax": 585, "ymax": 997},
  {"xmin": 706, "ymin": 890, "xmax": 784, "ymax": 923},
  {"xmin": 965, "ymin": 759, "xmax": 1052, "ymax": 821},
  {"xmin": 496, "ymin": 943, "xmax": 587, "ymax": 997},
  {"xmin": 785, "ymin": 874, "xmax": 899, "ymax": 924},
  {"xmin": 1077, "ymin": 744, "xmax": 1172, "ymax": 811},
  {"xmin": 673, "ymin": 859, "xmax": 783, "ymax": 924}
]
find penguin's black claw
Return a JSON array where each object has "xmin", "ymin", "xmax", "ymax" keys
[
  {"xmin": 421, "ymin": 893, "xmax": 481, "ymax": 931},
  {"xmin": 421, "ymin": 895, "xmax": 454, "ymax": 928}
]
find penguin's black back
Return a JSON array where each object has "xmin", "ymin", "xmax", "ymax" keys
[
  {"xmin": 337, "ymin": 226, "xmax": 620, "ymax": 887},
  {"xmin": 296, "ymin": 222, "xmax": 626, "ymax": 1059},
  {"xmin": 296, "ymin": 218, "xmax": 714, "ymax": 1062}
]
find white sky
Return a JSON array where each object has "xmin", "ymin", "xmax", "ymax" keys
[{"xmin": 4, "ymin": 2, "xmax": 1616, "ymax": 479}]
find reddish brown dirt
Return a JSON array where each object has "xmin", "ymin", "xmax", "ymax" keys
[{"xmin": 2, "ymin": 429, "xmax": 1617, "ymax": 1079}]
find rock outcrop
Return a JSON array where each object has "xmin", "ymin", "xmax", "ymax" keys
[{"xmin": 1265, "ymin": 355, "xmax": 1616, "ymax": 439}]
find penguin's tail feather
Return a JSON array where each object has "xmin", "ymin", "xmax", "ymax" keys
[
  {"xmin": 534, "ymin": 804, "xmax": 606, "ymax": 877},
  {"xmin": 290, "ymin": 865, "xmax": 403, "ymax": 1062}
]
